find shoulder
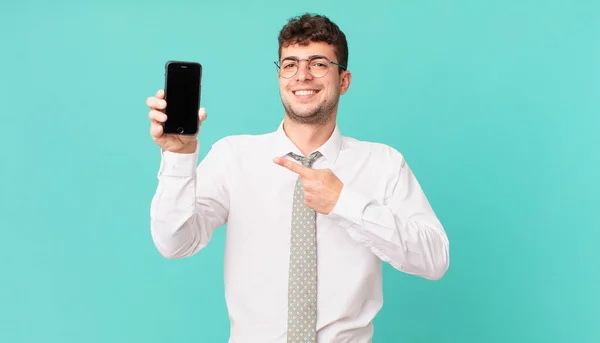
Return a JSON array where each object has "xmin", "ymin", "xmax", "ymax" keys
[
  {"xmin": 206, "ymin": 131, "xmax": 273, "ymax": 154},
  {"xmin": 340, "ymin": 135, "xmax": 407, "ymax": 168}
]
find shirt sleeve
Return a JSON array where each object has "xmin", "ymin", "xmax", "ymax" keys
[
  {"xmin": 150, "ymin": 139, "xmax": 230, "ymax": 259},
  {"xmin": 327, "ymin": 153, "xmax": 450, "ymax": 280}
]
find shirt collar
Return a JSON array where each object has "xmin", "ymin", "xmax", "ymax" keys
[{"xmin": 270, "ymin": 120, "xmax": 342, "ymax": 164}]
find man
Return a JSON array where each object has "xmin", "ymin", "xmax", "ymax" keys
[{"xmin": 146, "ymin": 13, "xmax": 449, "ymax": 343}]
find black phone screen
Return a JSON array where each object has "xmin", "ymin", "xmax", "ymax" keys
[{"xmin": 163, "ymin": 61, "xmax": 202, "ymax": 135}]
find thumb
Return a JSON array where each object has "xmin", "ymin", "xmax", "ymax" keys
[
  {"xmin": 199, "ymin": 107, "xmax": 207, "ymax": 123},
  {"xmin": 196, "ymin": 108, "xmax": 207, "ymax": 133}
]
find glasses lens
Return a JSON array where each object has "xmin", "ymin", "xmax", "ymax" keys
[
  {"xmin": 279, "ymin": 60, "xmax": 298, "ymax": 78},
  {"xmin": 308, "ymin": 58, "xmax": 330, "ymax": 78}
]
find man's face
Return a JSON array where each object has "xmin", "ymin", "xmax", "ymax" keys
[{"xmin": 277, "ymin": 41, "xmax": 351, "ymax": 125}]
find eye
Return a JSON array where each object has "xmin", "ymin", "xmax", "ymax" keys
[{"xmin": 310, "ymin": 59, "xmax": 328, "ymax": 68}]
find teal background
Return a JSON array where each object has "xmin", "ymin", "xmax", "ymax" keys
[{"xmin": 1, "ymin": 0, "xmax": 599, "ymax": 342}]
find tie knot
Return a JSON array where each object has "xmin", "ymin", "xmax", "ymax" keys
[{"xmin": 288, "ymin": 151, "xmax": 322, "ymax": 168}]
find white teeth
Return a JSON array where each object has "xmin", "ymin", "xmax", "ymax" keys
[{"xmin": 295, "ymin": 90, "xmax": 317, "ymax": 96}]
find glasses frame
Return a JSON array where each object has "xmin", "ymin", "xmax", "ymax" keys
[{"xmin": 274, "ymin": 55, "xmax": 347, "ymax": 79}]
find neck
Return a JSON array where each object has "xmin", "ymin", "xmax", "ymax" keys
[{"xmin": 282, "ymin": 115, "xmax": 336, "ymax": 157}]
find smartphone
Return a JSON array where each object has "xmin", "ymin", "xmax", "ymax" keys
[{"xmin": 163, "ymin": 60, "xmax": 202, "ymax": 135}]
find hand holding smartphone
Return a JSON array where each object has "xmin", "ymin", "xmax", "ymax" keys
[
  {"xmin": 146, "ymin": 60, "xmax": 205, "ymax": 154},
  {"xmin": 163, "ymin": 60, "xmax": 203, "ymax": 135}
]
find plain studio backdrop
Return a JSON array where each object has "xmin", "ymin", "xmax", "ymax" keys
[{"xmin": 1, "ymin": 0, "xmax": 598, "ymax": 342}]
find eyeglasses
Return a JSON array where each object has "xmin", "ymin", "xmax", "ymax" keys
[{"xmin": 274, "ymin": 55, "xmax": 346, "ymax": 79}]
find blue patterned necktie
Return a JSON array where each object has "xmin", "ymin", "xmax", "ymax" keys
[{"xmin": 286, "ymin": 151, "xmax": 322, "ymax": 342}]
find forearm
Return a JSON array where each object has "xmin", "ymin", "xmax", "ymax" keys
[
  {"xmin": 150, "ymin": 145, "xmax": 228, "ymax": 259},
  {"xmin": 150, "ymin": 174, "xmax": 205, "ymax": 259}
]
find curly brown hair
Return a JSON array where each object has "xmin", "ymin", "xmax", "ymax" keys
[{"xmin": 278, "ymin": 13, "xmax": 348, "ymax": 72}]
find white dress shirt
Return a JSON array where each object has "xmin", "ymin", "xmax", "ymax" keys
[{"xmin": 150, "ymin": 122, "xmax": 450, "ymax": 343}]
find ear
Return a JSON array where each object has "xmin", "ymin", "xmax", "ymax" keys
[{"xmin": 339, "ymin": 70, "xmax": 352, "ymax": 95}]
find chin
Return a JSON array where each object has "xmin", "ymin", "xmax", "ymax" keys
[
  {"xmin": 287, "ymin": 108, "xmax": 331, "ymax": 125},
  {"xmin": 281, "ymin": 94, "xmax": 336, "ymax": 125},
  {"xmin": 292, "ymin": 103, "xmax": 315, "ymax": 114}
]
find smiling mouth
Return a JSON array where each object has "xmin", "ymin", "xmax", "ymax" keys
[{"xmin": 293, "ymin": 89, "xmax": 320, "ymax": 96}]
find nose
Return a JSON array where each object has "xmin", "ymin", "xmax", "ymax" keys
[{"xmin": 295, "ymin": 60, "xmax": 314, "ymax": 82}]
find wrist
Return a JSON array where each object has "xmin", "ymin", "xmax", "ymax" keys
[{"xmin": 169, "ymin": 141, "xmax": 198, "ymax": 154}]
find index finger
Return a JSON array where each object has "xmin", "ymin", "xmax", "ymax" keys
[
  {"xmin": 273, "ymin": 157, "xmax": 313, "ymax": 177},
  {"xmin": 146, "ymin": 96, "xmax": 166, "ymax": 110}
]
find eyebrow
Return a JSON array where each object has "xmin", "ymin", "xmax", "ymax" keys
[{"xmin": 281, "ymin": 55, "xmax": 327, "ymax": 61}]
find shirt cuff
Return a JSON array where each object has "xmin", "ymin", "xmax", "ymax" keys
[
  {"xmin": 327, "ymin": 184, "xmax": 370, "ymax": 228},
  {"xmin": 158, "ymin": 145, "xmax": 199, "ymax": 177}
]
